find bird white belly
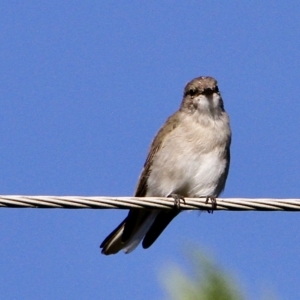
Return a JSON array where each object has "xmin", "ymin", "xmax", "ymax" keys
[
  {"xmin": 146, "ymin": 112, "xmax": 230, "ymax": 198},
  {"xmin": 147, "ymin": 146, "xmax": 226, "ymax": 197},
  {"xmin": 186, "ymin": 151, "xmax": 227, "ymax": 196}
]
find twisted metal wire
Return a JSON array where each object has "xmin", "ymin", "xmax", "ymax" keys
[{"xmin": 0, "ymin": 195, "xmax": 300, "ymax": 211}]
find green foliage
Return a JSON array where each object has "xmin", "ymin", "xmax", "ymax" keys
[{"xmin": 162, "ymin": 248, "xmax": 245, "ymax": 300}]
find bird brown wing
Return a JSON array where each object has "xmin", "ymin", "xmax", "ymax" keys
[
  {"xmin": 134, "ymin": 111, "xmax": 180, "ymax": 197},
  {"xmin": 123, "ymin": 112, "xmax": 181, "ymax": 241},
  {"xmin": 216, "ymin": 140, "xmax": 231, "ymax": 196}
]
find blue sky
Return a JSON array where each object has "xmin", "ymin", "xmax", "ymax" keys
[{"xmin": 1, "ymin": 1, "xmax": 300, "ymax": 299}]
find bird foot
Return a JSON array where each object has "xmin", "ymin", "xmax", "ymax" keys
[
  {"xmin": 168, "ymin": 194, "xmax": 185, "ymax": 209},
  {"xmin": 205, "ymin": 196, "xmax": 217, "ymax": 214}
]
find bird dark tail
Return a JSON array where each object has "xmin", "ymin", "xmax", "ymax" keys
[
  {"xmin": 142, "ymin": 210, "xmax": 179, "ymax": 249},
  {"xmin": 100, "ymin": 209, "xmax": 158, "ymax": 255}
]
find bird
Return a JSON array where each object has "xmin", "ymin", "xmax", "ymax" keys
[{"xmin": 100, "ymin": 76, "xmax": 231, "ymax": 255}]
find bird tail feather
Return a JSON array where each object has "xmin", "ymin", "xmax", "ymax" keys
[{"xmin": 100, "ymin": 211, "xmax": 158, "ymax": 255}]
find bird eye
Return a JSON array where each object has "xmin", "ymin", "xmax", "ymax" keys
[
  {"xmin": 188, "ymin": 88, "xmax": 197, "ymax": 96},
  {"xmin": 202, "ymin": 88, "xmax": 212, "ymax": 95},
  {"xmin": 203, "ymin": 86, "xmax": 219, "ymax": 95}
]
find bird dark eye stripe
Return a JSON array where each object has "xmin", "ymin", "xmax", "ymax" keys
[{"xmin": 203, "ymin": 86, "xmax": 219, "ymax": 95}]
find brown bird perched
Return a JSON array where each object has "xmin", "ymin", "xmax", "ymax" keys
[{"xmin": 100, "ymin": 76, "xmax": 231, "ymax": 255}]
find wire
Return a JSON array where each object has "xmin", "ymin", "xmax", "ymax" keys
[{"xmin": 0, "ymin": 196, "xmax": 299, "ymax": 211}]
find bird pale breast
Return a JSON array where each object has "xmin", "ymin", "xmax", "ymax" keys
[{"xmin": 146, "ymin": 111, "xmax": 230, "ymax": 198}]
